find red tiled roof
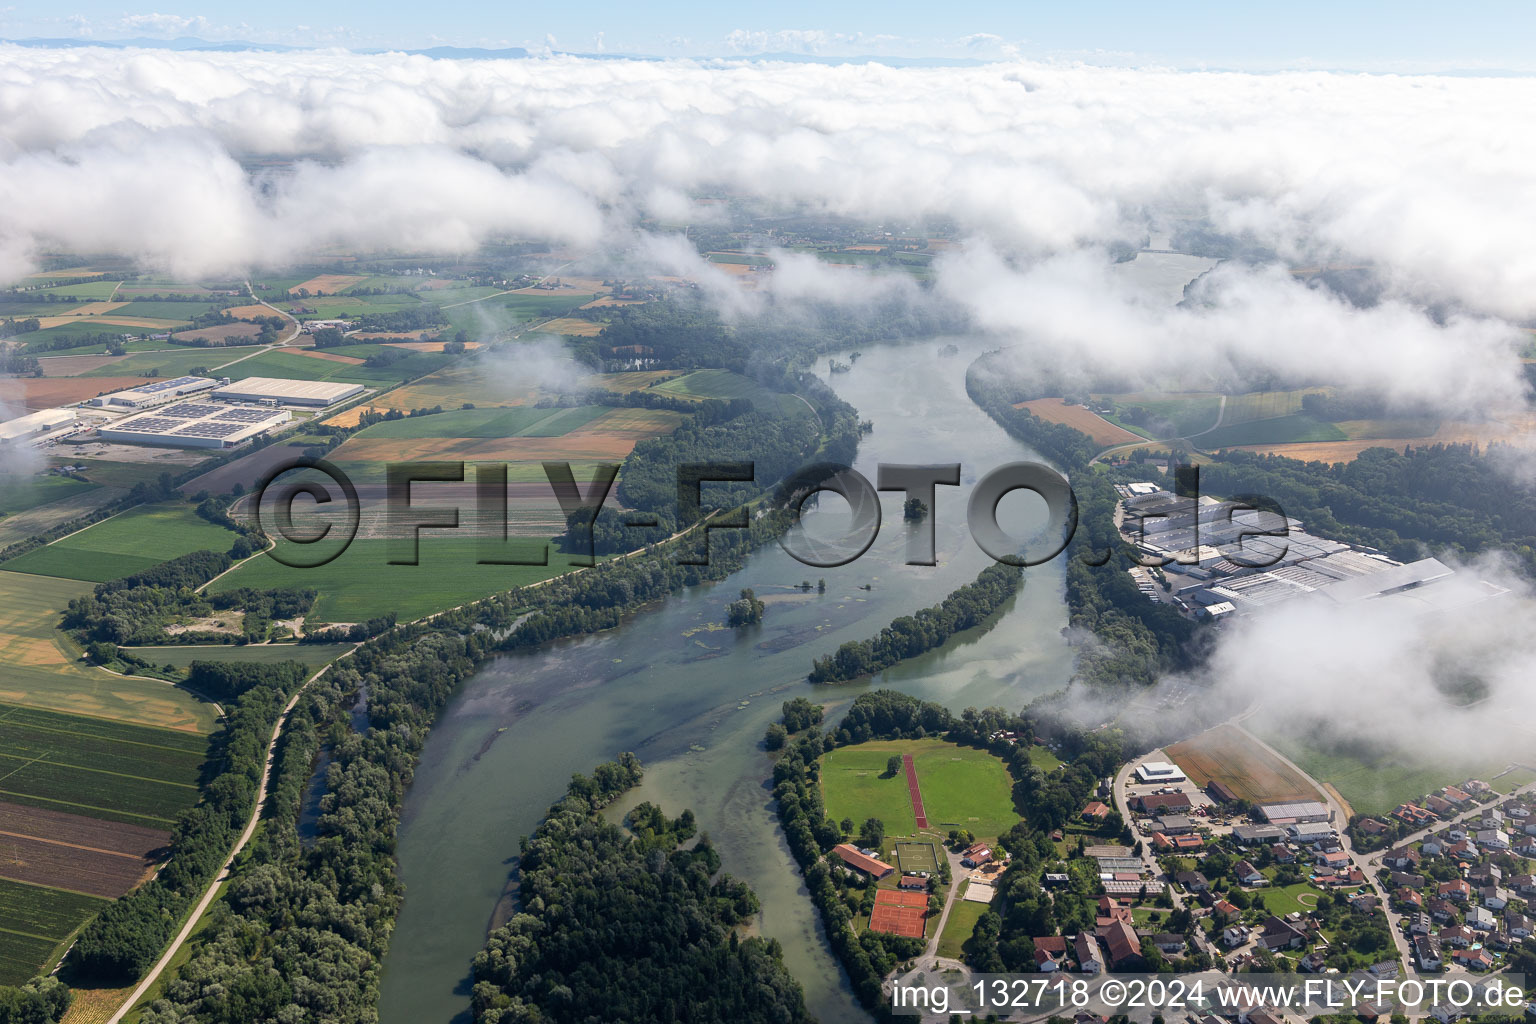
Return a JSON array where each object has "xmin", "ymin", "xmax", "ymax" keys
[{"xmin": 832, "ymin": 843, "xmax": 894, "ymax": 876}]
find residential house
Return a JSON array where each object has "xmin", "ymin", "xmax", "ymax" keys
[
  {"xmin": 1035, "ymin": 935, "xmax": 1069, "ymax": 972},
  {"xmin": 1481, "ymin": 807, "xmax": 1505, "ymax": 829},
  {"xmin": 1074, "ymin": 932, "xmax": 1103, "ymax": 973},
  {"xmin": 1235, "ymin": 860, "xmax": 1267, "ymax": 887},
  {"xmin": 899, "ymin": 874, "xmax": 928, "ymax": 891},
  {"xmin": 961, "ymin": 842, "xmax": 993, "ymax": 867},
  {"xmin": 1317, "ymin": 850, "xmax": 1350, "ymax": 871},
  {"xmin": 1100, "ymin": 918, "xmax": 1141, "ymax": 969},
  {"xmin": 1271, "ymin": 844, "xmax": 1296, "ymax": 864},
  {"xmin": 1394, "ymin": 887, "xmax": 1424, "ymax": 910},
  {"xmin": 1385, "ymin": 847, "xmax": 1422, "ymax": 869},
  {"xmin": 1177, "ymin": 870, "xmax": 1210, "ymax": 892},
  {"xmin": 1443, "ymin": 786, "xmax": 1472, "ymax": 804},
  {"xmin": 1476, "ymin": 829, "xmax": 1511, "ymax": 851},
  {"xmin": 1506, "ymin": 913, "xmax": 1533, "ymax": 939},
  {"xmin": 1409, "ymin": 912, "xmax": 1433, "ymax": 936},
  {"xmin": 1414, "ymin": 934, "xmax": 1443, "ymax": 971},
  {"xmin": 1358, "ymin": 818, "xmax": 1390, "ymax": 837},
  {"xmin": 1391, "ymin": 871, "xmax": 1427, "ymax": 890},
  {"xmin": 1467, "ymin": 906, "xmax": 1496, "ymax": 931},
  {"xmin": 1213, "ymin": 899, "xmax": 1241, "ymax": 922},
  {"xmin": 1299, "ymin": 950, "xmax": 1328, "ymax": 973},
  {"xmin": 1513, "ymin": 874, "xmax": 1536, "ymax": 900},
  {"xmin": 1221, "ymin": 925, "xmax": 1250, "ymax": 948},
  {"xmin": 1506, "ymin": 802, "xmax": 1530, "ymax": 819},
  {"xmin": 1482, "ymin": 887, "xmax": 1510, "ymax": 911},
  {"xmin": 1439, "ymin": 926, "xmax": 1474, "ymax": 948},
  {"xmin": 1348, "ymin": 892, "xmax": 1380, "ymax": 913},
  {"xmin": 1421, "ymin": 835, "xmax": 1445, "ymax": 856},
  {"xmin": 1258, "ymin": 916, "xmax": 1306, "ymax": 951},
  {"xmin": 1082, "ymin": 801, "xmax": 1112, "ymax": 821},
  {"xmin": 1427, "ymin": 795, "xmax": 1457, "ymax": 816},
  {"xmin": 1151, "ymin": 933, "xmax": 1185, "ymax": 956},
  {"xmin": 1452, "ymin": 947, "xmax": 1495, "ymax": 971},
  {"xmin": 1427, "ymin": 898, "xmax": 1459, "ymax": 923},
  {"xmin": 1439, "ymin": 879, "xmax": 1472, "ymax": 902}
]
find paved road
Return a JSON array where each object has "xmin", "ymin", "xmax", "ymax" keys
[
  {"xmin": 104, "ymin": 657, "xmax": 354, "ymax": 1024},
  {"xmin": 922, "ymin": 847, "xmax": 970, "ymax": 961}
]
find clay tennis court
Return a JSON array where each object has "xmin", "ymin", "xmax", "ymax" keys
[
  {"xmin": 869, "ymin": 887, "xmax": 927, "ymax": 938},
  {"xmin": 903, "ymin": 754, "xmax": 928, "ymax": 828}
]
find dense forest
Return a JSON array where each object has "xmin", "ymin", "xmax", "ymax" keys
[
  {"xmin": 1202, "ymin": 445, "xmax": 1536, "ymax": 573},
  {"xmin": 808, "ymin": 562, "xmax": 1022, "ymax": 682},
  {"xmin": 469, "ymin": 757, "xmax": 812, "ymax": 1024}
]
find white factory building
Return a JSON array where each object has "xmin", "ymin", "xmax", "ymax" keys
[
  {"xmin": 0, "ymin": 408, "xmax": 80, "ymax": 444},
  {"xmin": 211, "ymin": 376, "xmax": 365, "ymax": 407},
  {"xmin": 86, "ymin": 376, "xmax": 221, "ymax": 410},
  {"xmin": 97, "ymin": 401, "xmax": 290, "ymax": 449},
  {"xmin": 1135, "ymin": 760, "xmax": 1188, "ymax": 784}
]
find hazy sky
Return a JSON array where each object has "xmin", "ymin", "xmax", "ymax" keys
[{"xmin": 3, "ymin": 1, "xmax": 1535, "ymax": 70}]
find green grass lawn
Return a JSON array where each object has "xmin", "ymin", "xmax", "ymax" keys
[
  {"xmin": 206, "ymin": 537, "xmax": 575, "ymax": 623},
  {"xmin": 1200, "ymin": 414, "xmax": 1347, "ymax": 448},
  {"xmin": 653, "ymin": 369, "xmax": 808, "ymax": 418},
  {"xmin": 350, "ymin": 405, "xmax": 608, "ymax": 440},
  {"xmin": 935, "ymin": 897, "xmax": 988, "ymax": 959},
  {"xmin": 1028, "ymin": 745, "xmax": 1065, "ymax": 772},
  {"xmin": 1100, "ymin": 394, "xmax": 1223, "ymax": 438},
  {"xmin": 1493, "ymin": 768, "xmax": 1536, "ymax": 794},
  {"xmin": 0, "ymin": 475, "xmax": 97, "ymax": 517},
  {"xmin": 111, "ymin": 300, "xmax": 221, "ymax": 320},
  {"xmin": 1259, "ymin": 881, "xmax": 1329, "ymax": 917},
  {"xmin": 1, "ymin": 503, "xmax": 239, "ymax": 583},
  {"xmin": 222, "ymin": 347, "xmax": 451, "ymax": 385},
  {"xmin": 42, "ymin": 281, "xmax": 121, "ymax": 299},
  {"xmin": 820, "ymin": 738, "xmax": 1018, "ymax": 842}
]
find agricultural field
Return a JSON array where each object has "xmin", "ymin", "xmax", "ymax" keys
[
  {"xmin": 537, "ymin": 317, "xmax": 603, "ymax": 336},
  {"xmin": 578, "ymin": 370, "xmax": 680, "ymax": 392},
  {"xmin": 1095, "ymin": 392, "xmax": 1223, "ymax": 439},
  {"xmin": 39, "ymin": 281, "xmax": 122, "ymax": 300},
  {"xmin": 283, "ymin": 295, "xmax": 425, "ymax": 318},
  {"xmin": 223, "ymin": 346, "xmax": 450, "ymax": 386},
  {"xmin": 0, "ymin": 571, "xmax": 218, "ymax": 732},
  {"xmin": 819, "ymin": 738, "xmax": 1018, "ymax": 842},
  {"xmin": 125, "ymin": 643, "xmax": 354, "ymax": 671},
  {"xmin": 1200, "ymin": 414, "xmax": 1346, "ymax": 448},
  {"xmin": 1164, "ymin": 724, "xmax": 1321, "ymax": 805},
  {"xmin": 1263, "ymin": 731, "xmax": 1519, "ymax": 817},
  {"xmin": 0, "ymin": 877, "xmax": 109, "ymax": 985},
  {"xmin": 0, "ymin": 474, "xmax": 97, "ymax": 518},
  {"xmin": 652, "ymin": 369, "xmax": 808, "ymax": 418},
  {"xmin": 207, "ymin": 538, "xmax": 572, "ymax": 622},
  {"xmin": 1014, "ymin": 398, "xmax": 1144, "ymax": 446},
  {"xmin": 1, "ymin": 502, "xmax": 239, "ymax": 583},
  {"xmin": 170, "ymin": 322, "xmax": 263, "ymax": 344},
  {"xmin": 442, "ymin": 291, "xmax": 594, "ymax": 333},
  {"xmin": 77, "ymin": 346, "xmax": 266, "ymax": 378},
  {"xmin": 0, "ymin": 703, "xmax": 205, "ymax": 827},
  {"xmin": 289, "ymin": 274, "xmax": 368, "ymax": 294},
  {"xmin": 110, "ymin": 301, "xmax": 222, "ymax": 321},
  {"xmin": 349, "ymin": 405, "xmax": 608, "ymax": 440}
]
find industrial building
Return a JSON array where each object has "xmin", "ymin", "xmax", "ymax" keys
[
  {"xmin": 97, "ymin": 401, "xmax": 290, "ymax": 449},
  {"xmin": 86, "ymin": 376, "xmax": 220, "ymax": 410},
  {"xmin": 1259, "ymin": 801, "xmax": 1333, "ymax": 825},
  {"xmin": 0, "ymin": 408, "xmax": 79, "ymax": 444},
  {"xmin": 1135, "ymin": 760, "xmax": 1187, "ymax": 784},
  {"xmin": 211, "ymin": 376, "xmax": 365, "ymax": 407}
]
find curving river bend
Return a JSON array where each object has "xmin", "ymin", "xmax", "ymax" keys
[{"xmin": 377, "ymin": 338, "xmax": 1081, "ymax": 1024}]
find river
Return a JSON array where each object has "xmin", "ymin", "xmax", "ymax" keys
[{"xmin": 377, "ymin": 338, "xmax": 1080, "ymax": 1024}]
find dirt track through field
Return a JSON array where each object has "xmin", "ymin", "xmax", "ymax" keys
[{"xmin": 903, "ymin": 754, "xmax": 928, "ymax": 829}]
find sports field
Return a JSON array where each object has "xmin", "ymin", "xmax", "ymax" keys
[
  {"xmin": 1164, "ymin": 725, "xmax": 1320, "ymax": 805},
  {"xmin": 0, "ymin": 703, "xmax": 205, "ymax": 827},
  {"xmin": 207, "ymin": 538, "xmax": 573, "ymax": 622},
  {"xmin": 1, "ymin": 503, "xmax": 239, "ymax": 583},
  {"xmin": 819, "ymin": 738, "xmax": 1018, "ymax": 841},
  {"xmin": 0, "ymin": 571, "xmax": 219, "ymax": 731},
  {"xmin": 894, "ymin": 841, "xmax": 940, "ymax": 874}
]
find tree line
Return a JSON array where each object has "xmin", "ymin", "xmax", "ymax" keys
[{"xmin": 808, "ymin": 562, "xmax": 1022, "ymax": 682}]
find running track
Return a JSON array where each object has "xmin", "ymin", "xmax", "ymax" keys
[{"xmin": 902, "ymin": 754, "xmax": 928, "ymax": 828}]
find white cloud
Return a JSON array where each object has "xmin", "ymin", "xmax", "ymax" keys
[{"xmin": 119, "ymin": 12, "xmax": 210, "ymax": 36}]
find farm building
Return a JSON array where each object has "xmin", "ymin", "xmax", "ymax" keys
[
  {"xmin": 86, "ymin": 376, "xmax": 220, "ymax": 409},
  {"xmin": 1134, "ymin": 791, "xmax": 1192, "ymax": 814},
  {"xmin": 0, "ymin": 407, "xmax": 77, "ymax": 443},
  {"xmin": 211, "ymin": 376, "xmax": 366, "ymax": 407},
  {"xmin": 1232, "ymin": 824, "xmax": 1288, "ymax": 845},
  {"xmin": 97, "ymin": 402, "xmax": 290, "ymax": 449},
  {"xmin": 1135, "ymin": 761, "xmax": 1187, "ymax": 784},
  {"xmin": 831, "ymin": 844, "xmax": 894, "ymax": 879},
  {"xmin": 1258, "ymin": 801, "xmax": 1332, "ymax": 825}
]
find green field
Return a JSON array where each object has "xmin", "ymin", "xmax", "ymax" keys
[
  {"xmin": 443, "ymin": 292, "xmax": 594, "ymax": 333},
  {"xmin": 0, "ymin": 702, "xmax": 205, "ymax": 826},
  {"xmin": 819, "ymin": 738, "xmax": 1018, "ymax": 841},
  {"xmin": 1259, "ymin": 881, "xmax": 1331, "ymax": 917},
  {"xmin": 112, "ymin": 300, "xmax": 222, "ymax": 320},
  {"xmin": 1200, "ymin": 413, "xmax": 1347, "ymax": 448},
  {"xmin": 80, "ymin": 346, "xmax": 266, "ymax": 377},
  {"xmin": 42, "ymin": 281, "xmax": 121, "ymax": 299},
  {"xmin": 207, "ymin": 538, "xmax": 576, "ymax": 623},
  {"xmin": 935, "ymin": 897, "xmax": 988, "ymax": 959},
  {"xmin": 285, "ymin": 295, "xmax": 425, "ymax": 318},
  {"xmin": 1268, "ymin": 734, "xmax": 1515, "ymax": 817},
  {"xmin": 0, "ymin": 571, "xmax": 220, "ymax": 732},
  {"xmin": 221, "ymin": 347, "xmax": 451, "ymax": 386},
  {"xmin": 124, "ymin": 643, "xmax": 354, "ymax": 671},
  {"xmin": 1098, "ymin": 393, "xmax": 1222, "ymax": 438},
  {"xmin": 653, "ymin": 369, "xmax": 808, "ymax": 418},
  {"xmin": 0, "ymin": 475, "xmax": 97, "ymax": 518},
  {"xmin": 1, "ymin": 503, "xmax": 239, "ymax": 583},
  {"xmin": 0, "ymin": 878, "xmax": 109, "ymax": 984},
  {"xmin": 350, "ymin": 405, "xmax": 609, "ymax": 440}
]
